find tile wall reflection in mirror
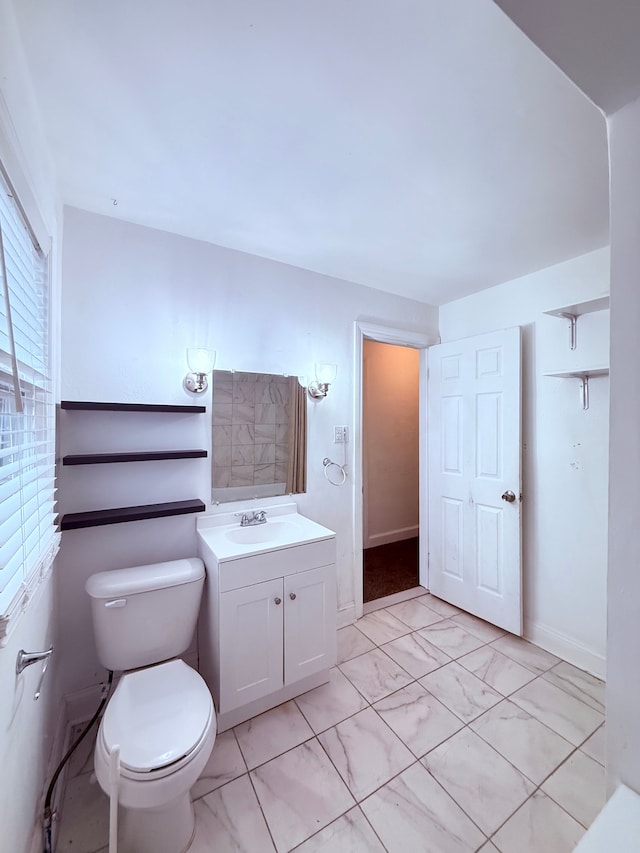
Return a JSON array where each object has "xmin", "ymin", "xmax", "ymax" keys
[{"xmin": 211, "ymin": 370, "xmax": 307, "ymax": 503}]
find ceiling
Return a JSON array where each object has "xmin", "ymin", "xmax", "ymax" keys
[
  {"xmin": 13, "ymin": 0, "xmax": 609, "ymax": 306},
  {"xmin": 493, "ymin": 0, "xmax": 640, "ymax": 115}
]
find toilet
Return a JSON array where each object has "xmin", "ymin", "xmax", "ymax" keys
[{"xmin": 85, "ymin": 558, "xmax": 216, "ymax": 853}]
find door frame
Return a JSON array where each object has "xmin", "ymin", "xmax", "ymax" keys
[{"xmin": 353, "ymin": 321, "xmax": 436, "ymax": 619}]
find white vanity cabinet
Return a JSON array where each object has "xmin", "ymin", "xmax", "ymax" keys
[{"xmin": 197, "ymin": 520, "xmax": 336, "ymax": 731}]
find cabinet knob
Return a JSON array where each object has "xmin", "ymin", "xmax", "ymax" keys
[
  {"xmin": 289, "ymin": 593, "xmax": 297, "ymax": 601},
  {"xmin": 274, "ymin": 597, "xmax": 282, "ymax": 605}
]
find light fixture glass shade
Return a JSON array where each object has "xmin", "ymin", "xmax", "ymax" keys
[
  {"xmin": 315, "ymin": 362, "xmax": 337, "ymax": 385},
  {"xmin": 187, "ymin": 347, "xmax": 216, "ymax": 374}
]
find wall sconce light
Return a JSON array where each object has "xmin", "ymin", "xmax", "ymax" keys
[
  {"xmin": 308, "ymin": 362, "xmax": 337, "ymax": 399},
  {"xmin": 183, "ymin": 346, "xmax": 216, "ymax": 394}
]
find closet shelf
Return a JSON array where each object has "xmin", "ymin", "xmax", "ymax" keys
[
  {"xmin": 544, "ymin": 367, "xmax": 609, "ymax": 410},
  {"xmin": 544, "ymin": 367, "xmax": 609, "ymax": 379},
  {"xmin": 60, "ymin": 401, "xmax": 206, "ymax": 413},
  {"xmin": 60, "ymin": 499, "xmax": 206, "ymax": 530},
  {"xmin": 63, "ymin": 450, "xmax": 208, "ymax": 465},
  {"xmin": 543, "ymin": 295, "xmax": 609, "ymax": 350}
]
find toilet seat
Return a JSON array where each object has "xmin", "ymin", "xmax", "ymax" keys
[{"xmin": 101, "ymin": 659, "xmax": 214, "ymax": 778}]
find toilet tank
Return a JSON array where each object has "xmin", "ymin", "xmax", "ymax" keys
[{"xmin": 85, "ymin": 558, "xmax": 205, "ymax": 671}]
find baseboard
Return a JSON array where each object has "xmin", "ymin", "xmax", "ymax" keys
[
  {"xmin": 365, "ymin": 526, "xmax": 419, "ymax": 549},
  {"xmin": 337, "ymin": 603, "xmax": 356, "ymax": 629},
  {"xmin": 524, "ymin": 620, "xmax": 606, "ymax": 680}
]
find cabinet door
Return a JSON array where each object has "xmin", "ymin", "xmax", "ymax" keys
[
  {"xmin": 284, "ymin": 565, "xmax": 336, "ymax": 684},
  {"xmin": 219, "ymin": 577, "xmax": 284, "ymax": 713}
]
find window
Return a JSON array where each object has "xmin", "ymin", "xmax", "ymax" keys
[{"xmin": 0, "ymin": 168, "xmax": 58, "ymax": 642}]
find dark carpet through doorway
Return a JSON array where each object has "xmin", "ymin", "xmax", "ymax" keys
[{"xmin": 363, "ymin": 537, "xmax": 419, "ymax": 603}]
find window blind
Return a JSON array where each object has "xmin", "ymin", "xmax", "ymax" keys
[{"xmin": 0, "ymin": 168, "xmax": 58, "ymax": 640}]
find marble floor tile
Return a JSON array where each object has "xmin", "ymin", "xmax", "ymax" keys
[
  {"xmin": 458, "ymin": 646, "xmax": 537, "ymax": 696},
  {"xmin": 469, "ymin": 699, "xmax": 574, "ymax": 785},
  {"xmin": 337, "ymin": 625, "xmax": 376, "ymax": 664},
  {"xmin": 360, "ymin": 762, "xmax": 485, "ymax": 853},
  {"xmin": 422, "ymin": 728, "xmax": 535, "ymax": 836},
  {"xmin": 191, "ymin": 728, "xmax": 247, "ymax": 799},
  {"xmin": 318, "ymin": 707, "xmax": 414, "ymax": 800},
  {"xmin": 479, "ymin": 844, "xmax": 500, "ymax": 852},
  {"xmin": 190, "ymin": 775, "xmax": 275, "ymax": 853},
  {"xmin": 419, "ymin": 661, "xmax": 502, "ymax": 722},
  {"xmin": 294, "ymin": 667, "xmax": 368, "ymax": 734},
  {"xmin": 581, "ymin": 724, "xmax": 605, "ymax": 766},
  {"xmin": 362, "ymin": 587, "xmax": 425, "ymax": 615},
  {"xmin": 417, "ymin": 594, "xmax": 462, "ymax": 618},
  {"xmin": 510, "ymin": 678, "xmax": 604, "ymax": 746},
  {"xmin": 541, "ymin": 751, "xmax": 606, "ymax": 828},
  {"xmin": 373, "ymin": 681, "xmax": 463, "ymax": 758},
  {"xmin": 450, "ymin": 611, "xmax": 507, "ymax": 643},
  {"xmin": 251, "ymin": 739, "xmax": 355, "ymax": 852},
  {"xmin": 355, "ymin": 610, "xmax": 412, "ymax": 645},
  {"xmin": 293, "ymin": 806, "xmax": 385, "ymax": 852},
  {"xmin": 417, "ymin": 620, "xmax": 486, "ymax": 658},
  {"xmin": 56, "ymin": 773, "xmax": 109, "ymax": 853},
  {"xmin": 385, "ymin": 598, "xmax": 445, "ymax": 630},
  {"xmin": 490, "ymin": 634, "xmax": 560, "ymax": 675},
  {"xmin": 339, "ymin": 647, "xmax": 413, "ymax": 704},
  {"xmin": 234, "ymin": 700, "xmax": 314, "ymax": 769},
  {"xmin": 381, "ymin": 631, "xmax": 451, "ymax": 678},
  {"xmin": 492, "ymin": 790, "xmax": 585, "ymax": 853},
  {"xmin": 542, "ymin": 661, "xmax": 605, "ymax": 714}
]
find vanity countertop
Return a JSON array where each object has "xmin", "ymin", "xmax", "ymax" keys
[{"xmin": 196, "ymin": 504, "xmax": 335, "ymax": 562}]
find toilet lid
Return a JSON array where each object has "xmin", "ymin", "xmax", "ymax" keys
[{"xmin": 103, "ymin": 659, "xmax": 213, "ymax": 772}]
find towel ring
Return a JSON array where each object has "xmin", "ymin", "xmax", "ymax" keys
[{"xmin": 323, "ymin": 457, "xmax": 347, "ymax": 486}]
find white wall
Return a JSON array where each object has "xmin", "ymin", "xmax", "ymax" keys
[
  {"xmin": 58, "ymin": 206, "xmax": 439, "ymax": 697},
  {"xmin": 439, "ymin": 247, "xmax": 610, "ymax": 676},
  {"xmin": 606, "ymin": 95, "xmax": 640, "ymax": 793},
  {"xmin": 0, "ymin": 2, "xmax": 61, "ymax": 851},
  {"xmin": 363, "ymin": 340, "xmax": 420, "ymax": 548}
]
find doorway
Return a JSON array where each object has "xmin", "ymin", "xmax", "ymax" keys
[
  {"xmin": 353, "ymin": 321, "xmax": 433, "ymax": 620},
  {"xmin": 362, "ymin": 340, "xmax": 421, "ymax": 602}
]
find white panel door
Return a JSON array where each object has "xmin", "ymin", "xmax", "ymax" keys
[
  {"xmin": 428, "ymin": 327, "xmax": 522, "ymax": 634},
  {"xmin": 219, "ymin": 577, "xmax": 284, "ymax": 712},
  {"xmin": 284, "ymin": 565, "xmax": 336, "ymax": 683}
]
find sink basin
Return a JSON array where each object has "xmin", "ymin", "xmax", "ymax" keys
[
  {"xmin": 197, "ymin": 506, "xmax": 335, "ymax": 561},
  {"xmin": 225, "ymin": 521, "xmax": 292, "ymax": 545}
]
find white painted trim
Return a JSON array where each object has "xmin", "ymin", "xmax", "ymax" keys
[
  {"xmin": 365, "ymin": 525, "xmax": 419, "ymax": 549},
  {"xmin": 418, "ymin": 347, "xmax": 429, "ymax": 590},
  {"xmin": 0, "ymin": 90, "xmax": 51, "ymax": 252},
  {"xmin": 353, "ymin": 321, "xmax": 436, "ymax": 622},
  {"xmin": 337, "ymin": 603, "xmax": 356, "ymax": 628},
  {"xmin": 525, "ymin": 620, "xmax": 606, "ymax": 680}
]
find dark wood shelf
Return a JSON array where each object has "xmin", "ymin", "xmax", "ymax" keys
[
  {"xmin": 61, "ymin": 499, "xmax": 206, "ymax": 530},
  {"xmin": 60, "ymin": 401, "xmax": 206, "ymax": 413},
  {"xmin": 63, "ymin": 449, "xmax": 208, "ymax": 465}
]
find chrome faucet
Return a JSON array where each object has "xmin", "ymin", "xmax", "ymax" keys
[{"xmin": 239, "ymin": 509, "xmax": 268, "ymax": 526}]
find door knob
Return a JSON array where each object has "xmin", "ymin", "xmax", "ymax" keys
[
  {"xmin": 289, "ymin": 593, "xmax": 296, "ymax": 601},
  {"xmin": 501, "ymin": 490, "xmax": 516, "ymax": 503},
  {"xmin": 274, "ymin": 597, "xmax": 282, "ymax": 605}
]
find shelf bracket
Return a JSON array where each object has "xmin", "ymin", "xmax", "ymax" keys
[
  {"xmin": 579, "ymin": 375, "xmax": 590, "ymax": 411},
  {"xmin": 559, "ymin": 312, "xmax": 578, "ymax": 350}
]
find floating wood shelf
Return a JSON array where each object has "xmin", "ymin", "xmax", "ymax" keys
[
  {"xmin": 60, "ymin": 401, "xmax": 206, "ymax": 413},
  {"xmin": 545, "ymin": 367, "xmax": 609, "ymax": 410},
  {"xmin": 63, "ymin": 450, "xmax": 208, "ymax": 465},
  {"xmin": 543, "ymin": 295, "xmax": 609, "ymax": 350},
  {"xmin": 60, "ymin": 499, "xmax": 206, "ymax": 530}
]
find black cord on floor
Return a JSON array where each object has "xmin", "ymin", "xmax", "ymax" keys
[{"xmin": 43, "ymin": 670, "xmax": 114, "ymax": 853}]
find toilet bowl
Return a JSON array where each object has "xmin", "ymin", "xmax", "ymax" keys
[
  {"xmin": 94, "ymin": 660, "xmax": 216, "ymax": 853},
  {"xmin": 86, "ymin": 559, "xmax": 216, "ymax": 853}
]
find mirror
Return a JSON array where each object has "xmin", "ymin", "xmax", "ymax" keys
[{"xmin": 211, "ymin": 370, "xmax": 307, "ymax": 503}]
